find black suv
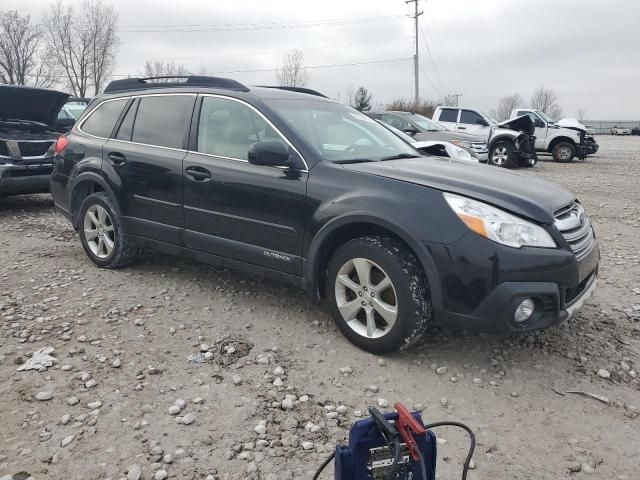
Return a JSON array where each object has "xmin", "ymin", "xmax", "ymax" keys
[{"xmin": 51, "ymin": 76, "xmax": 600, "ymax": 353}]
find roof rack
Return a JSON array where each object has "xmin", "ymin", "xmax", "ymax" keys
[
  {"xmin": 104, "ymin": 76, "xmax": 250, "ymax": 94},
  {"xmin": 256, "ymin": 86, "xmax": 328, "ymax": 98}
]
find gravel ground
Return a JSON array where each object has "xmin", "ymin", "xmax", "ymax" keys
[{"xmin": 1, "ymin": 135, "xmax": 639, "ymax": 480}]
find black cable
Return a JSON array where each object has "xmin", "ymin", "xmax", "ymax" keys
[
  {"xmin": 424, "ymin": 421, "xmax": 476, "ymax": 480},
  {"xmin": 385, "ymin": 438, "xmax": 402, "ymax": 480},
  {"xmin": 312, "ymin": 451, "xmax": 335, "ymax": 480}
]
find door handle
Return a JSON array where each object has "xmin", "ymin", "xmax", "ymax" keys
[
  {"xmin": 107, "ymin": 152, "xmax": 127, "ymax": 166},
  {"xmin": 458, "ymin": 126, "xmax": 466, "ymax": 130},
  {"xmin": 185, "ymin": 166, "xmax": 212, "ymax": 181}
]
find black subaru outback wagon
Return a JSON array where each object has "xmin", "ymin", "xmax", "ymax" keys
[{"xmin": 50, "ymin": 76, "xmax": 599, "ymax": 353}]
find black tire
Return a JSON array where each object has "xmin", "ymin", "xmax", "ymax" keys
[
  {"xmin": 78, "ymin": 192, "xmax": 137, "ymax": 268},
  {"xmin": 488, "ymin": 141, "xmax": 515, "ymax": 168},
  {"xmin": 552, "ymin": 141, "xmax": 575, "ymax": 162},
  {"xmin": 325, "ymin": 236, "xmax": 432, "ymax": 354}
]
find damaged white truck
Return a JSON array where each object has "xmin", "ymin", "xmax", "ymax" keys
[{"xmin": 509, "ymin": 108, "xmax": 599, "ymax": 162}]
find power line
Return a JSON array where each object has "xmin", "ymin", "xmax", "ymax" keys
[
  {"xmin": 419, "ymin": 63, "xmax": 443, "ymax": 99},
  {"xmin": 423, "ymin": 7, "xmax": 459, "ymax": 96},
  {"xmin": 417, "ymin": 20, "xmax": 447, "ymax": 96},
  {"xmin": 106, "ymin": 57, "xmax": 413, "ymax": 78},
  {"xmin": 119, "ymin": 15, "xmax": 408, "ymax": 33},
  {"xmin": 140, "ymin": 36, "xmax": 414, "ymax": 62}
]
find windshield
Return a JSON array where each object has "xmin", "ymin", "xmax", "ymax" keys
[
  {"xmin": 537, "ymin": 110, "xmax": 556, "ymax": 123},
  {"xmin": 408, "ymin": 114, "xmax": 447, "ymax": 131},
  {"xmin": 265, "ymin": 99, "xmax": 419, "ymax": 162}
]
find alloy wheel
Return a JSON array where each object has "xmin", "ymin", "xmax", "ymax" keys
[
  {"xmin": 492, "ymin": 146, "xmax": 509, "ymax": 165},
  {"xmin": 334, "ymin": 258, "xmax": 398, "ymax": 339},
  {"xmin": 558, "ymin": 146, "xmax": 572, "ymax": 160},
  {"xmin": 83, "ymin": 205, "xmax": 115, "ymax": 259}
]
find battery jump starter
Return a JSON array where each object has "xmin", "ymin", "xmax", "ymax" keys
[{"xmin": 313, "ymin": 402, "xmax": 476, "ymax": 480}]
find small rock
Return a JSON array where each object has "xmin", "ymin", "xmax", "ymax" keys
[
  {"xmin": 182, "ymin": 412, "xmax": 196, "ymax": 425},
  {"xmin": 468, "ymin": 460, "xmax": 476, "ymax": 470},
  {"xmin": 436, "ymin": 366, "xmax": 448, "ymax": 375},
  {"xmin": 377, "ymin": 398, "xmax": 389, "ymax": 408},
  {"xmin": 232, "ymin": 375, "xmax": 242, "ymax": 386},
  {"xmin": 366, "ymin": 385, "xmax": 379, "ymax": 393},
  {"xmin": 597, "ymin": 369, "xmax": 611, "ymax": 379},
  {"xmin": 66, "ymin": 396, "xmax": 80, "ymax": 406},
  {"xmin": 127, "ymin": 464, "xmax": 142, "ymax": 480},
  {"xmin": 36, "ymin": 391, "xmax": 53, "ymax": 401},
  {"xmin": 339, "ymin": 366, "xmax": 353, "ymax": 374},
  {"xmin": 85, "ymin": 379, "xmax": 97, "ymax": 389},
  {"xmin": 155, "ymin": 470, "xmax": 168, "ymax": 480},
  {"xmin": 581, "ymin": 463, "xmax": 595, "ymax": 474},
  {"xmin": 168, "ymin": 405, "xmax": 181, "ymax": 416},
  {"xmin": 174, "ymin": 398, "xmax": 186, "ymax": 410},
  {"xmin": 87, "ymin": 401, "xmax": 102, "ymax": 409},
  {"xmin": 254, "ymin": 421, "xmax": 267, "ymax": 435},
  {"xmin": 301, "ymin": 441, "xmax": 314, "ymax": 450},
  {"xmin": 568, "ymin": 462, "xmax": 582, "ymax": 473},
  {"xmin": 281, "ymin": 398, "xmax": 294, "ymax": 410},
  {"xmin": 273, "ymin": 366, "xmax": 284, "ymax": 376},
  {"xmin": 61, "ymin": 435, "xmax": 75, "ymax": 447},
  {"xmin": 112, "ymin": 358, "xmax": 121, "ymax": 368}
]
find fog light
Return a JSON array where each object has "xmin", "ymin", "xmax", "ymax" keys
[{"xmin": 514, "ymin": 298, "xmax": 535, "ymax": 323}]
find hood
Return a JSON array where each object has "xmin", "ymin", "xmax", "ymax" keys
[
  {"xmin": 496, "ymin": 115, "xmax": 535, "ymax": 135},
  {"xmin": 344, "ymin": 158, "xmax": 574, "ymax": 223},
  {"xmin": 556, "ymin": 117, "xmax": 586, "ymax": 133},
  {"xmin": 0, "ymin": 85, "xmax": 70, "ymax": 128},
  {"xmin": 412, "ymin": 141, "xmax": 477, "ymax": 162}
]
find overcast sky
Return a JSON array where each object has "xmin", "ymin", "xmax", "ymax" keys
[{"xmin": 6, "ymin": 0, "xmax": 640, "ymax": 119}]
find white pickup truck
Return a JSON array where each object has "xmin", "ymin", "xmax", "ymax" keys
[{"xmin": 432, "ymin": 106, "xmax": 599, "ymax": 162}]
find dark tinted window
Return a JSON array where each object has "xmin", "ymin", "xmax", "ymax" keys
[
  {"xmin": 197, "ymin": 96, "xmax": 284, "ymax": 160},
  {"xmin": 115, "ymin": 100, "xmax": 138, "ymax": 141},
  {"xmin": 132, "ymin": 95, "xmax": 194, "ymax": 149},
  {"xmin": 460, "ymin": 110, "xmax": 487, "ymax": 125},
  {"xmin": 438, "ymin": 108, "xmax": 458, "ymax": 122},
  {"xmin": 81, "ymin": 99, "xmax": 127, "ymax": 138}
]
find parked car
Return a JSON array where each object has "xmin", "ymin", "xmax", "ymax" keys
[
  {"xmin": 64, "ymin": 97, "xmax": 91, "ymax": 119},
  {"xmin": 509, "ymin": 109, "xmax": 599, "ymax": 161},
  {"xmin": 632, "ymin": 126, "xmax": 640, "ymax": 136},
  {"xmin": 432, "ymin": 107, "xmax": 537, "ymax": 168},
  {"xmin": 374, "ymin": 120, "xmax": 478, "ymax": 162},
  {"xmin": 1, "ymin": 85, "xmax": 69, "ymax": 195},
  {"xmin": 368, "ymin": 111, "xmax": 488, "ymax": 162},
  {"xmin": 611, "ymin": 126, "xmax": 631, "ymax": 135},
  {"xmin": 51, "ymin": 76, "xmax": 600, "ymax": 353}
]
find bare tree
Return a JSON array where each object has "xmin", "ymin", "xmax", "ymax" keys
[
  {"xmin": 276, "ymin": 50, "xmax": 309, "ymax": 88},
  {"xmin": 529, "ymin": 86, "xmax": 563, "ymax": 120},
  {"xmin": 43, "ymin": 0, "xmax": 119, "ymax": 97},
  {"xmin": 142, "ymin": 60, "xmax": 190, "ymax": 78},
  {"xmin": 490, "ymin": 93, "xmax": 524, "ymax": 122},
  {"xmin": 0, "ymin": 10, "xmax": 55, "ymax": 86}
]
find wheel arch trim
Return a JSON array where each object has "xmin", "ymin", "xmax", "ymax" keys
[
  {"xmin": 67, "ymin": 172, "xmax": 119, "ymax": 228},
  {"xmin": 304, "ymin": 212, "xmax": 443, "ymax": 311}
]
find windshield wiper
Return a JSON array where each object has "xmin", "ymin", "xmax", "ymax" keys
[
  {"xmin": 333, "ymin": 158, "xmax": 378, "ymax": 164},
  {"xmin": 379, "ymin": 153, "xmax": 420, "ymax": 161}
]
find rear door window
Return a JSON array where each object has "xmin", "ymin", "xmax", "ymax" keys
[
  {"xmin": 131, "ymin": 95, "xmax": 195, "ymax": 149},
  {"xmin": 80, "ymin": 99, "xmax": 127, "ymax": 138},
  {"xmin": 438, "ymin": 108, "xmax": 459, "ymax": 123},
  {"xmin": 460, "ymin": 110, "xmax": 487, "ymax": 125}
]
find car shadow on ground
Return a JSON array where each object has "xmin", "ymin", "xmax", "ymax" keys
[{"xmin": 0, "ymin": 193, "xmax": 53, "ymax": 217}]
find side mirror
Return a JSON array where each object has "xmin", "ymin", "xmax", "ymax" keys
[
  {"xmin": 402, "ymin": 127, "xmax": 419, "ymax": 136},
  {"xmin": 248, "ymin": 140, "xmax": 292, "ymax": 167}
]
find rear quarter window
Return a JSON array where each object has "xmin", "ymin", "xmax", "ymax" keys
[
  {"xmin": 131, "ymin": 95, "xmax": 195, "ymax": 149},
  {"xmin": 438, "ymin": 108, "xmax": 458, "ymax": 122},
  {"xmin": 80, "ymin": 99, "xmax": 127, "ymax": 138}
]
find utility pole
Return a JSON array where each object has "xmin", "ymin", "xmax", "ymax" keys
[
  {"xmin": 452, "ymin": 93, "xmax": 462, "ymax": 107},
  {"xmin": 406, "ymin": 0, "xmax": 423, "ymax": 106}
]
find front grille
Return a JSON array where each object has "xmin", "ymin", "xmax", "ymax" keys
[
  {"xmin": 554, "ymin": 202, "xmax": 595, "ymax": 259},
  {"xmin": 471, "ymin": 142, "xmax": 487, "ymax": 152},
  {"xmin": 18, "ymin": 141, "xmax": 54, "ymax": 158}
]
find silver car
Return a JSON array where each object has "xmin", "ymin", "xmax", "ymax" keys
[{"xmin": 369, "ymin": 111, "xmax": 488, "ymax": 162}]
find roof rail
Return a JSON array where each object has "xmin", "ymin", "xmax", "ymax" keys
[
  {"xmin": 256, "ymin": 86, "xmax": 328, "ymax": 98},
  {"xmin": 104, "ymin": 76, "xmax": 250, "ymax": 94}
]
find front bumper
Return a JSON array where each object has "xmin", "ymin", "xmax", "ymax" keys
[
  {"xmin": 578, "ymin": 141, "xmax": 599, "ymax": 157},
  {"xmin": 430, "ymin": 233, "xmax": 600, "ymax": 333},
  {"xmin": 0, "ymin": 163, "xmax": 53, "ymax": 194}
]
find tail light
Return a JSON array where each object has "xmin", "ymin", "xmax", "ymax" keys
[{"xmin": 54, "ymin": 135, "xmax": 70, "ymax": 154}]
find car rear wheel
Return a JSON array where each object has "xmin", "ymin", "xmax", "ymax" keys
[
  {"xmin": 326, "ymin": 236, "xmax": 432, "ymax": 354},
  {"xmin": 489, "ymin": 141, "xmax": 515, "ymax": 168},
  {"xmin": 78, "ymin": 192, "xmax": 137, "ymax": 268},
  {"xmin": 552, "ymin": 142, "xmax": 575, "ymax": 162}
]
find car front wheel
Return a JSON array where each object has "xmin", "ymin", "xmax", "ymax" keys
[
  {"xmin": 78, "ymin": 192, "xmax": 137, "ymax": 268},
  {"xmin": 326, "ymin": 236, "xmax": 432, "ymax": 354},
  {"xmin": 489, "ymin": 141, "xmax": 515, "ymax": 168},
  {"xmin": 552, "ymin": 142, "xmax": 575, "ymax": 162}
]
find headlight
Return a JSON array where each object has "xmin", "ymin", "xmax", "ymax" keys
[
  {"xmin": 444, "ymin": 193, "xmax": 556, "ymax": 248},
  {"xmin": 450, "ymin": 140, "xmax": 473, "ymax": 149}
]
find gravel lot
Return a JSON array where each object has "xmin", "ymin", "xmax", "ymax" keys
[{"xmin": 1, "ymin": 135, "xmax": 639, "ymax": 480}]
